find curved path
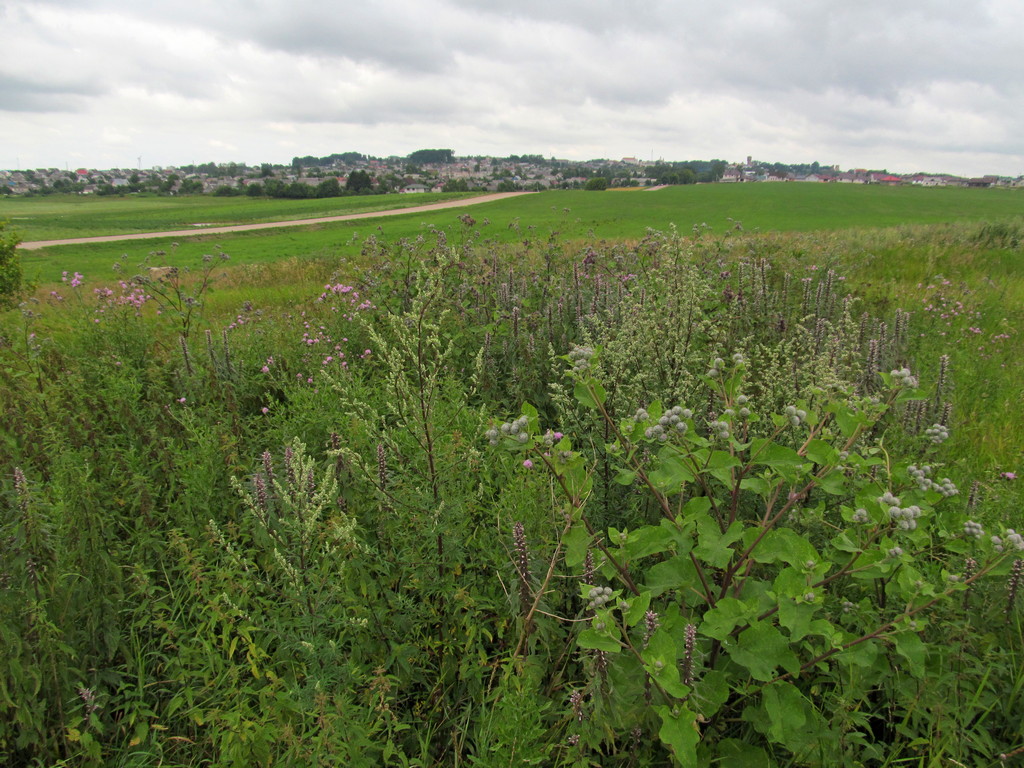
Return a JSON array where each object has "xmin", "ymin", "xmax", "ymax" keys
[{"xmin": 18, "ymin": 191, "xmax": 534, "ymax": 250}]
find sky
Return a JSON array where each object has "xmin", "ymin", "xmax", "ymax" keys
[{"xmin": 3, "ymin": 0, "xmax": 1024, "ymax": 177}]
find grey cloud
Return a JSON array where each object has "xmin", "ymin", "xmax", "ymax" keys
[{"xmin": 0, "ymin": 73, "xmax": 103, "ymax": 112}]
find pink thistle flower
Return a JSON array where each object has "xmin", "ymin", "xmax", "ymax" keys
[
  {"xmin": 1001, "ymin": 472, "xmax": 1017, "ymax": 481},
  {"xmin": 523, "ymin": 460, "xmax": 534, "ymax": 469}
]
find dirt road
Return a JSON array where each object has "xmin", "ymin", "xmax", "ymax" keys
[{"xmin": 17, "ymin": 191, "xmax": 534, "ymax": 250}]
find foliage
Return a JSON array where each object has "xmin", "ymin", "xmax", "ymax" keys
[
  {"xmin": 0, "ymin": 221, "xmax": 23, "ymax": 308},
  {"xmin": 1, "ymin": 221, "xmax": 1021, "ymax": 766}
]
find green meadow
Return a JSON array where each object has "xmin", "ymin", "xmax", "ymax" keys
[
  {"xmin": 0, "ymin": 191, "xmax": 475, "ymax": 241},
  {"xmin": 2, "ymin": 183, "xmax": 1023, "ymax": 766},
  {"xmin": 6, "ymin": 183, "xmax": 1023, "ymax": 283}
]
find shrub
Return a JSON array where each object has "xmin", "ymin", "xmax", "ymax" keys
[{"xmin": 0, "ymin": 221, "xmax": 23, "ymax": 308}]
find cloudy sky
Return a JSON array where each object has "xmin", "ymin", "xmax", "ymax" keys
[{"xmin": 3, "ymin": 0, "xmax": 1023, "ymax": 176}]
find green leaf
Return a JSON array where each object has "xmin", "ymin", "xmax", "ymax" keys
[
  {"xmin": 693, "ymin": 669, "xmax": 731, "ymax": 718},
  {"xmin": 750, "ymin": 528, "xmax": 819, "ymax": 568},
  {"xmin": 713, "ymin": 738, "xmax": 770, "ymax": 767},
  {"xmin": 563, "ymin": 521, "xmax": 591, "ymax": 568},
  {"xmin": 699, "ymin": 597, "xmax": 754, "ymax": 641},
  {"xmin": 680, "ymin": 495, "xmax": 712, "ymax": 520},
  {"xmin": 706, "ymin": 450, "xmax": 742, "ymax": 485},
  {"xmin": 644, "ymin": 629, "xmax": 690, "ymax": 698},
  {"xmin": 729, "ymin": 622, "xmax": 800, "ymax": 681},
  {"xmin": 759, "ymin": 681, "xmax": 809, "ymax": 748},
  {"xmin": 816, "ymin": 470, "xmax": 847, "ymax": 495},
  {"xmin": 694, "ymin": 518, "xmax": 744, "ymax": 569},
  {"xmin": 577, "ymin": 627, "xmax": 622, "ymax": 653},
  {"xmin": 656, "ymin": 705, "xmax": 700, "ymax": 767},
  {"xmin": 644, "ymin": 555, "xmax": 698, "ymax": 597},
  {"xmin": 613, "ymin": 468, "xmax": 636, "ymax": 486},
  {"xmin": 624, "ymin": 524, "xmax": 676, "ymax": 560},
  {"xmin": 750, "ymin": 439, "xmax": 804, "ymax": 470},
  {"xmin": 833, "ymin": 406, "xmax": 860, "ymax": 438},
  {"xmin": 573, "ymin": 380, "xmax": 606, "ymax": 409},
  {"xmin": 892, "ymin": 630, "xmax": 926, "ymax": 678},
  {"xmin": 520, "ymin": 401, "xmax": 538, "ymax": 427},
  {"xmin": 623, "ymin": 591, "xmax": 652, "ymax": 627},
  {"xmin": 777, "ymin": 599, "xmax": 818, "ymax": 642},
  {"xmin": 804, "ymin": 439, "xmax": 838, "ymax": 465},
  {"xmin": 649, "ymin": 447, "xmax": 696, "ymax": 494}
]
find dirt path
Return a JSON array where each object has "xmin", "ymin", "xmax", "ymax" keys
[{"xmin": 18, "ymin": 191, "xmax": 534, "ymax": 250}]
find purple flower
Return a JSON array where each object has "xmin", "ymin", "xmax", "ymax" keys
[
  {"xmin": 522, "ymin": 459, "xmax": 533, "ymax": 469},
  {"xmin": 1002, "ymin": 472, "xmax": 1017, "ymax": 481}
]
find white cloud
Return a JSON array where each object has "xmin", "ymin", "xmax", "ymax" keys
[{"xmin": 1, "ymin": 0, "xmax": 1023, "ymax": 175}]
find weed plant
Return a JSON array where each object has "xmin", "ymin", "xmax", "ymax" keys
[{"xmin": 0, "ymin": 221, "xmax": 1021, "ymax": 766}]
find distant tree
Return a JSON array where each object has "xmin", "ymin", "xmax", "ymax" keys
[
  {"xmin": 346, "ymin": 170, "xmax": 373, "ymax": 193},
  {"xmin": 316, "ymin": 177, "xmax": 342, "ymax": 198},
  {"xmin": 282, "ymin": 181, "xmax": 311, "ymax": 199},
  {"xmin": 260, "ymin": 163, "xmax": 274, "ymax": 178},
  {"xmin": 263, "ymin": 178, "xmax": 286, "ymax": 198},
  {"xmin": 213, "ymin": 185, "xmax": 239, "ymax": 196},
  {"xmin": 408, "ymin": 149, "xmax": 454, "ymax": 164},
  {"xmin": 442, "ymin": 178, "xmax": 469, "ymax": 193},
  {"xmin": 584, "ymin": 177, "xmax": 608, "ymax": 191},
  {"xmin": 245, "ymin": 182, "xmax": 263, "ymax": 197},
  {"xmin": 0, "ymin": 221, "xmax": 23, "ymax": 309}
]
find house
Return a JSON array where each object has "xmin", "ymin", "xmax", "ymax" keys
[{"xmin": 401, "ymin": 183, "xmax": 427, "ymax": 194}]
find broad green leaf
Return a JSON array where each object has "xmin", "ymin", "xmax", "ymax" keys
[
  {"xmin": 573, "ymin": 380, "xmax": 606, "ymax": 409},
  {"xmin": 624, "ymin": 524, "xmax": 677, "ymax": 560},
  {"xmin": 649, "ymin": 447, "xmax": 696, "ymax": 494},
  {"xmin": 749, "ymin": 439, "xmax": 804, "ymax": 470},
  {"xmin": 706, "ymin": 450, "xmax": 742, "ymax": 485},
  {"xmin": 760, "ymin": 681, "xmax": 809, "ymax": 749},
  {"xmin": 644, "ymin": 555, "xmax": 698, "ymax": 597},
  {"xmin": 577, "ymin": 627, "xmax": 622, "ymax": 653},
  {"xmin": 681, "ymin": 495, "xmax": 712, "ymax": 517},
  {"xmin": 694, "ymin": 518, "xmax": 744, "ymax": 569},
  {"xmin": 835, "ymin": 637, "xmax": 880, "ymax": 668},
  {"xmin": 520, "ymin": 401, "xmax": 538, "ymax": 427},
  {"xmin": 729, "ymin": 621, "xmax": 800, "ymax": 681},
  {"xmin": 623, "ymin": 590, "xmax": 652, "ymax": 627},
  {"xmin": 750, "ymin": 527, "xmax": 820, "ymax": 568},
  {"xmin": 833, "ymin": 406, "xmax": 860, "ymax": 438},
  {"xmin": 693, "ymin": 668, "xmax": 731, "ymax": 718},
  {"xmin": 699, "ymin": 597, "xmax": 754, "ymax": 641},
  {"xmin": 777, "ymin": 599, "xmax": 818, "ymax": 642},
  {"xmin": 816, "ymin": 470, "xmax": 847, "ymax": 495},
  {"xmin": 613, "ymin": 468, "xmax": 636, "ymax": 486},
  {"xmin": 804, "ymin": 438, "xmax": 838, "ymax": 466},
  {"xmin": 713, "ymin": 738, "xmax": 770, "ymax": 767},
  {"xmin": 892, "ymin": 630, "xmax": 926, "ymax": 678},
  {"xmin": 644, "ymin": 629, "xmax": 690, "ymax": 698},
  {"xmin": 656, "ymin": 705, "xmax": 700, "ymax": 767},
  {"xmin": 771, "ymin": 567, "xmax": 807, "ymax": 600},
  {"xmin": 563, "ymin": 521, "xmax": 591, "ymax": 568}
]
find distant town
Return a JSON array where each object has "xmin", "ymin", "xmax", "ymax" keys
[{"xmin": 2, "ymin": 149, "xmax": 1022, "ymax": 198}]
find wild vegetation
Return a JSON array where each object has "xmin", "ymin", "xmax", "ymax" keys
[{"xmin": 1, "ymin": 190, "xmax": 1022, "ymax": 766}]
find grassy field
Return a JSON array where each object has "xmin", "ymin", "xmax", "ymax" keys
[
  {"xmin": 7, "ymin": 183, "xmax": 1024, "ymax": 284},
  {"xmin": 0, "ymin": 191, "xmax": 475, "ymax": 240}
]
